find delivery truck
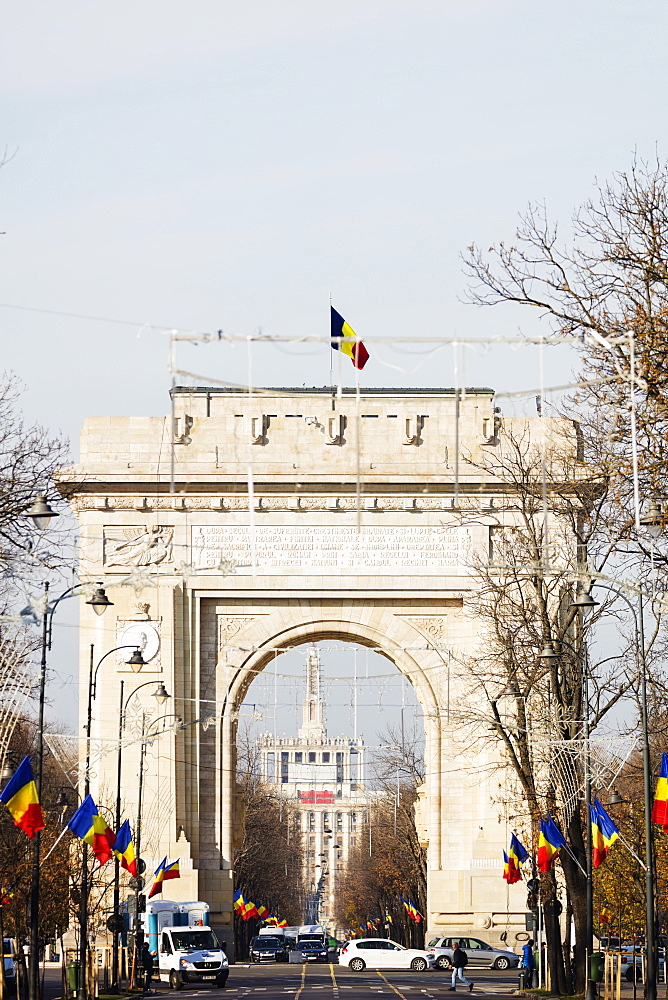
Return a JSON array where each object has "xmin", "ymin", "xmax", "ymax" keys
[{"xmin": 143, "ymin": 900, "xmax": 229, "ymax": 990}]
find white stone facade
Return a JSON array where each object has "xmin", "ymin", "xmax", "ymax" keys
[{"xmin": 62, "ymin": 387, "xmax": 573, "ymax": 956}]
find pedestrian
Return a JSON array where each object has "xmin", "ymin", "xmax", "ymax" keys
[
  {"xmin": 448, "ymin": 941, "xmax": 473, "ymax": 992},
  {"xmin": 521, "ymin": 939, "xmax": 535, "ymax": 989},
  {"xmin": 140, "ymin": 941, "xmax": 154, "ymax": 993}
]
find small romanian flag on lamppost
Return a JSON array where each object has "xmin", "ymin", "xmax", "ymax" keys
[
  {"xmin": 113, "ymin": 819, "xmax": 137, "ymax": 876},
  {"xmin": 331, "ymin": 307, "xmax": 369, "ymax": 370},
  {"xmin": 149, "ymin": 858, "xmax": 180, "ymax": 898},
  {"xmin": 0, "ymin": 756, "xmax": 45, "ymax": 839},
  {"xmin": 537, "ymin": 817, "xmax": 567, "ymax": 873},
  {"xmin": 67, "ymin": 794, "xmax": 116, "ymax": 864},
  {"xmin": 652, "ymin": 752, "xmax": 668, "ymax": 829},
  {"xmin": 233, "ymin": 889, "xmax": 244, "ymax": 914},
  {"xmin": 590, "ymin": 798, "xmax": 619, "ymax": 868}
]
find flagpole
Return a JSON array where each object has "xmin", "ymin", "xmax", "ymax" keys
[
  {"xmin": 329, "ymin": 294, "xmax": 333, "ymax": 388},
  {"xmin": 111, "ymin": 680, "xmax": 123, "ymax": 992}
]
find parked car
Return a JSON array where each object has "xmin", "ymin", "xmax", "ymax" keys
[
  {"xmin": 425, "ymin": 937, "xmax": 519, "ymax": 971},
  {"xmin": 249, "ymin": 935, "xmax": 289, "ymax": 963},
  {"xmin": 620, "ymin": 953, "xmax": 664, "ymax": 982},
  {"xmin": 2, "ymin": 939, "xmax": 16, "ymax": 993},
  {"xmin": 339, "ymin": 939, "xmax": 436, "ymax": 972}
]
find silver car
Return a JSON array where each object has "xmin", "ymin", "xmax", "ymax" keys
[{"xmin": 426, "ymin": 937, "xmax": 519, "ymax": 971}]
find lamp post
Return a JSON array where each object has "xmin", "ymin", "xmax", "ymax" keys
[
  {"xmin": 571, "ymin": 576, "xmax": 658, "ymax": 1000},
  {"xmin": 25, "ymin": 491, "xmax": 113, "ymax": 1000},
  {"xmin": 21, "ymin": 566, "xmax": 112, "ymax": 1000},
  {"xmin": 77, "ymin": 645, "xmax": 146, "ymax": 1000},
  {"xmin": 538, "ymin": 635, "xmax": 594, "ymax": 1000},
  {"xmin": 114, "ymin": 680, "xmax": 170, "ymax": 986}
]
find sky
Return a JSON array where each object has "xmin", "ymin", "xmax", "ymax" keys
[{"xmin": 3, "ymin": 0, "xmax": 667, "ymax": 726}]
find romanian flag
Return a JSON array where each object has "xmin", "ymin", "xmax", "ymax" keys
[
  {"xmin": 233, "ymin": 889, "xmax": 245, "ymax": 914},
  {"xmin": 537, "ymin": 817, "xmax": 567, "ymax": 873},
  {"xmin": 504, "ymin": 834, "xmax": 529, "ymax": 883},
  {"xmin": 278, "ymin": 919, "xmax": 288, "ymax": 928},
  {"xmin": 652, "ymin": 753, "xmax": 668, "ymax": 828},
  {"xmin": 331, "ymin": 307, "xmax": 369, "ymax": 370},
  {"xmin": 600, "ymin": 907, "xmax": 612, "ymax": 924},
  {"xmin": 149, "ymin": 858, "xmax": 180, "ymax": 898},
  {"xmin": 0, "ymin": 756, "xmax": 45, "ymax": 839},
  {"xmin": 400, "ymin": 897, "xmax": 422, "ymax": 922},
  {"xmin": 257, "ymin": 904, "xmax": 268, "ymax": 920},
  {"xmin": 265, "ymin": 913, "xmax": 277, "ymax": 925},
  {"xmin": 503, "ymin": 834, "xmax": 528, "ymax": 883},
  {"xmin": 113, "ymin": 820, "xmax": 137, "ymax": 877},
  {"xmin": 243, "ymin": 899, "xmax": 259, "ymax": 921},
  {"xmin": 590, "ymin": 799, "xmax": 619, "ymax": 868},
  {"xmin": 68, "ymin": 794, "xmax": 116, "ymax": 864}
]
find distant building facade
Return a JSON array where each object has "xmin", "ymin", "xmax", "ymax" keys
[{"xmin": 259, "ymin": 646, "xmax": 368, "ymax": 928}]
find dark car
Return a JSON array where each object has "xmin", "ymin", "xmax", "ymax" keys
[
  {"xmin": 294, "ymin": 940, "xmax": 328, "ymax": 963},
  {"xmin": 249, "ymin": 936, "xmax": 288, "ymax": 963}
]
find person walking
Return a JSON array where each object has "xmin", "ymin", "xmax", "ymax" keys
[
  {"xmin": 521, "ymin": 939, "xmax": 535, "ymax": 989},
  {"xmin": 140, "ymin": 942, "xmax": 154, "ymax": 993},
  {"xmin": 448, "ymin": 942, "xmax": 473, "ymax": 992}
]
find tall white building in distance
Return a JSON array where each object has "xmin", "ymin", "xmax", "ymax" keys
[{"xmin": 259, "ymin": 646, "xmax": 369, "ymax": 928}]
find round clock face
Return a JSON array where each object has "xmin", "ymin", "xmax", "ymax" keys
[{"xmin": 119, "ymin": 622, "xmax": 160, "ymax": 662}]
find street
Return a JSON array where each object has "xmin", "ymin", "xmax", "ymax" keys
[{"xmin": 151, "ymin": 963, "xmax": 519, "ymax": 1000}]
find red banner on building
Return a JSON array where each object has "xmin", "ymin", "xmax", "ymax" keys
[{"xmin": 298, "ymin": 791, "xmax": 335, "ymax": 804}]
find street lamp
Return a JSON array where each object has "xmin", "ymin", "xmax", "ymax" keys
[
  {"xmin": 77, "ymin": 644, "xmax": 147, "ymax": 1000},
  {"xmin": 21, "ymin": 567, "xmax": 112, "ymax": 1000},
  {"xmin": 571, "ymin": 574, "xmax": 659, "ymax": 1000},
  {"xmin": 25, "ymin": 494, "xmax": 59, "ymax": 530},
  {"xmin": 538, "ymin": 634, "xmax": 594, "ymax": 999},
  {"xmin": 112, "ymin": 679, "xmax": 171, "ymax": 988},
  {"xmin": 640, "ymin": 501, "xmax": 663, "ymax": 539}
]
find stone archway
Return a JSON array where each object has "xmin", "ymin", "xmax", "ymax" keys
[{"xmin": 66, "ymin": 386, "xmax": 535, "ymax": 956}]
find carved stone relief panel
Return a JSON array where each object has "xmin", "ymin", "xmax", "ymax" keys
[
  {"xmin": 104, "ymin": 526, "xmax": 174, "ymax": 566},
  {"xmin": 218, "ymin": 616, "xmax": 257, "ymax": 649},
  {"xmin": 404, "ymin": 616, "xmax": 447, "ymax": 640}
]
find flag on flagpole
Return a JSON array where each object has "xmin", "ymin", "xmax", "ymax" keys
[
  {"xmin": 113, "ymin": 820, "xmax": 137, "ymax": 876},
  {"xmin": 0, "ymin": 757, "xmax": 45, "ymax": 839},
  {"xmin": 67, "ymin": 794, "xmax": 116, "ymax": 864},
  {"xmin": 503, "ymin": 834, "xmax": 529, "ymax": 883},
  {"xmin": 537, "ymin": 817, "xmax": 567, "ymax": 873},
  {"xmin": 600, "ymin": 907, "xmax": 612, "ymax": 924},
  {"xmin": 149, "ymin": 858, "xmax": 180, "ymax": 898},
  {"xmin": 233, "ymin": 889, "xmax": 244, "ymax": 914},
  {"xmin": 652, "ymin": 753, "xmax": 668, "ymax": 828},
  {"xmin": 331, "ymin": 307, "xmax": 369, "ymax": 370},
  {"xmin": 590, "ymin": 799, "xmax": 619, "ymax": 867}
]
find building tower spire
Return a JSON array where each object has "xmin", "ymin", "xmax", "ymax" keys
[{"xmin": 298, "ymin": 644, "xmax": 326, "ymax": 739}]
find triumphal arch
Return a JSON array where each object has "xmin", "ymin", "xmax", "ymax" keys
[{"xmin": 64, "ymin": 387, "xmax": 542, "ymax": 954}]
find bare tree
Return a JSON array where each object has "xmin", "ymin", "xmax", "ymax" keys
[
  {"xmin": 0, "ymin": 373, "xmax": 71, "ymax": 583},
  {"xmin": 462, "ymin": 156, "xmax": 668, "ymax": 578},
  {"xmin": 447, "ymin": 417, "xmax": 655, "ymax": 994},
  {"xmin": 232, "ymin": 726, "xmax": 305, "ymax": 957}
]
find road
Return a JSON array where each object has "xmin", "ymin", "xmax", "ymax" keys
[
  {"xmin": 43, "ymin": 961, "xmax": 522, "ymax": 1000},
  {"xmin": 150, "ymin": 963, "xmax": 520, "ymax": 999}
]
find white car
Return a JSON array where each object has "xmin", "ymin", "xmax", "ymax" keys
[{"xmin": 339, "ymin": 939, "xmax": 436, "ymax": 972}]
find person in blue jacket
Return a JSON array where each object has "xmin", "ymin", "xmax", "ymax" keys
[{"xmin": 521, "ymin": 940, "xmax": 535, "ymax": 988}]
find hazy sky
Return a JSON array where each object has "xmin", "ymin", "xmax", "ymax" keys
[{"xmin": 4, "ymin": 0, "xmax": 666, "ymax": 726}]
